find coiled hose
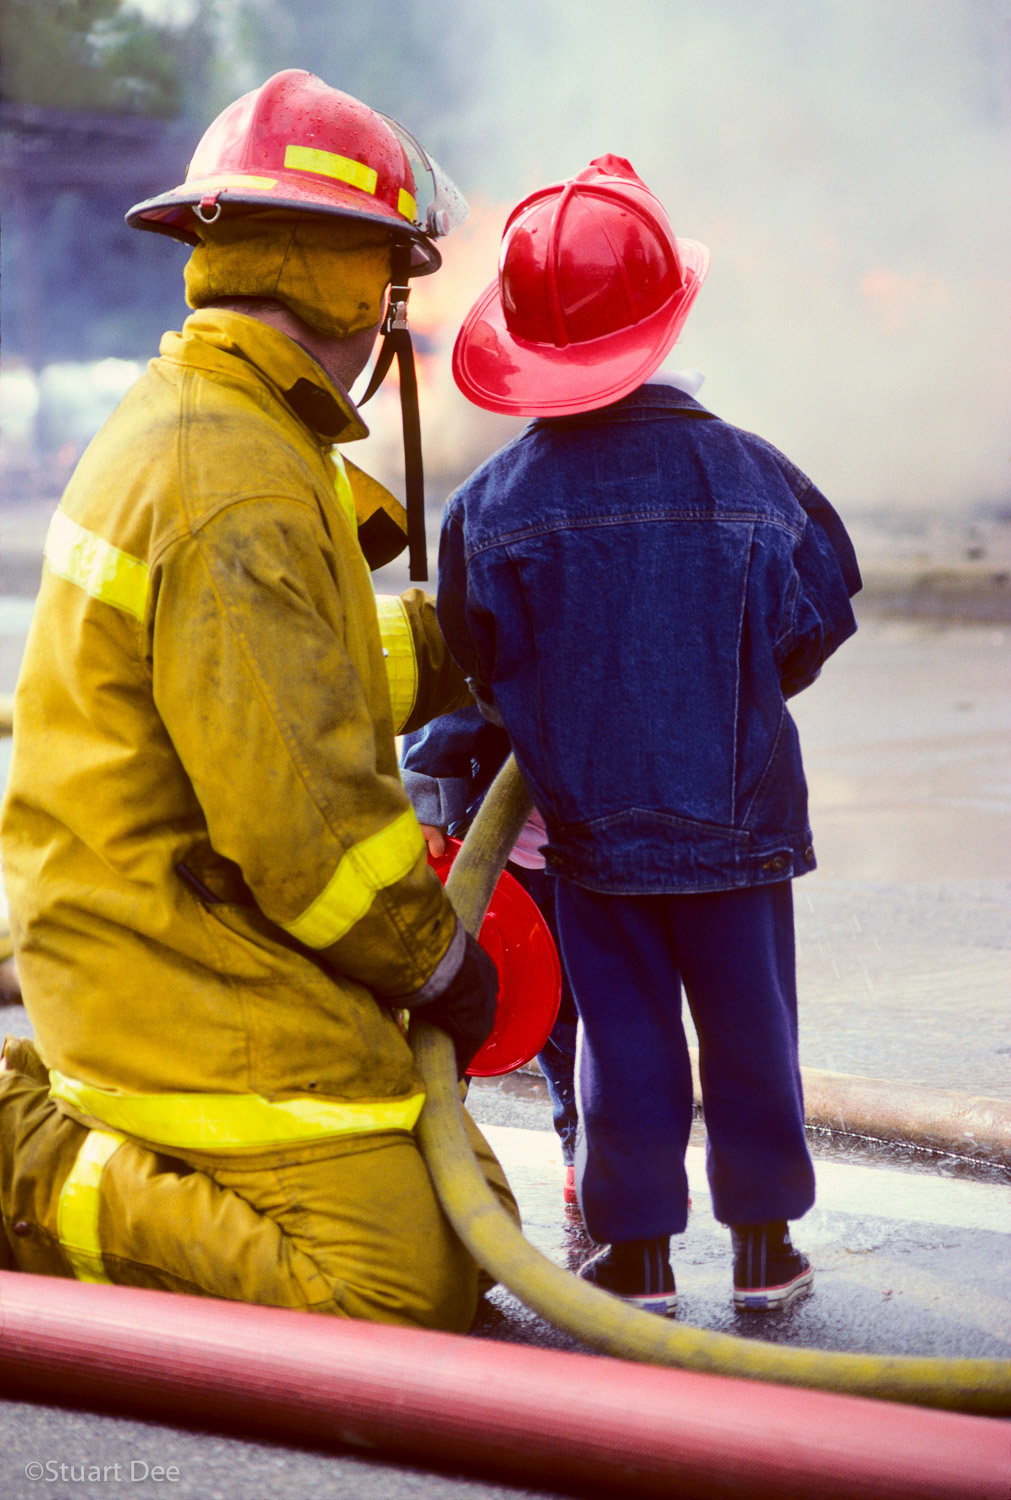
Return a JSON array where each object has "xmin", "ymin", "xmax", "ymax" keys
[{"xmin": 411, "ymin": 753, "xmax": 1011, "ymax": 1416}]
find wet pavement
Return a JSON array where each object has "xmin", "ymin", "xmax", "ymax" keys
[
  {"xmin": 764, "ymin": 614, "xmax": 1009, "ymax": 1099},
  {"xmin": 1, "ymin": 549, "xmax": 1009, "ymax": 1496},
  {"xmin": 466, "ymin": 1087, "xmax": 1011, "ymax": 1364}
]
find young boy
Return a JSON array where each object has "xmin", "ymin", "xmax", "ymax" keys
[{"xmin": 436, "ymin": 156, "xmax": 861, "ymax": 1315}]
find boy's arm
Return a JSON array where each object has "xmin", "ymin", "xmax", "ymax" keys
[
  {"xmin": 401, "ymin": 705, "xmax": 491, "ymax": 833},
  {"xmin": 778, "ymin": 485, "xmax": 862, "ymax": 698},
  {"xmin": 796, "ymin": 483, "xmax": 862, "ymax": 597},
  {"xmin": 435, "ymin": 507, "xmax": 499, "ymax": 719}
]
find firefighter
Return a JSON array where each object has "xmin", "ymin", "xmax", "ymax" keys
[{"xmin": 0, "ymin": 71, "xmax": 516, "ymax": 1329}]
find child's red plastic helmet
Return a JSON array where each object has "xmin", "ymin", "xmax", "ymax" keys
[
  {"xmin": 453, "ymin": 155, "xmax": 709, "ymax": 416},
  {"xmin": 127, "ymin": 69, "xmax": 468, "ymax": 276}
]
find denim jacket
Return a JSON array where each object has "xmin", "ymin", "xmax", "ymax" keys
[{"xmin": 436, "ymin": 383, "xmax": 861, "ymax": 895}]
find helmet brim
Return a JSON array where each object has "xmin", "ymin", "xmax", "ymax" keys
[
  {"xmin": 127, "ymin": 180, "xmax": 442, "ymax": 275},
  {"xmin": 453, "ymin": 238, "xmax": 709, "ymax": 417}
]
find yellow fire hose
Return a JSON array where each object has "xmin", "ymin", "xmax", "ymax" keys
[{"xmin": 411, "ymin": 753, "xmax": 1011, "ymax": 1417}]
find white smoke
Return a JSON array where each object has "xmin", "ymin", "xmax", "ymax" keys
[{"xmin": 392, "ymin": 0, "xmax": 1011, "ymax": 514}]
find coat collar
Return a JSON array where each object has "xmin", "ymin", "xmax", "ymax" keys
[
  {"xmin": 159, "ymin": 309, "xmax": 369, "ymax": 445},
  {"xmin": 528, "ymin": 380, "xmax": 715, "ymax": 432}
]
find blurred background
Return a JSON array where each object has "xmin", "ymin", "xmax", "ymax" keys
[{"xmin": 1, "ymin": 0, "xmax": 1009, "ymax": 597}]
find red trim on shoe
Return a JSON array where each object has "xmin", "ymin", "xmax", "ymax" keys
[
  {"xmin": 577, "ymin": 1244, "xmax": 677, "ymax": 1317},
  {"xmin": 563, "ymin": 1165, "xmax": 577, "ymax": 1205}
]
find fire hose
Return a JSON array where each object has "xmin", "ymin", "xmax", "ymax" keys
[
  {"xmin": 2, "ymin": 1269, "xmax": 1007, "ymax": 1500},
  {"xmin": 413, "ymin": 751, "xmax": 1011, "ymax": 1417}
]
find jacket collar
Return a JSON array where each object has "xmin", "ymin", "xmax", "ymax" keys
[
  {"xmin": 159, "ymin": 309, "xmax": 369, "ymax": 445},
  {"xmin": 528, "ymin": 381, "xmax": 715, "ymax": 432}
]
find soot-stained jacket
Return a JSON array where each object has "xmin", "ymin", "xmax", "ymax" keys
[{"xmin": 1, "ymin": 309, "xmax": 469, "ymax": 1155}]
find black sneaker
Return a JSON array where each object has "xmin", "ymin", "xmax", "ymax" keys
[
  {"xmin": 731, "ymin": 1221, "xmax": 813, "ymax": 1311},
  {"xmin": 578, "ymin": 1238, "xmax": 677, "ymax": 1316}
]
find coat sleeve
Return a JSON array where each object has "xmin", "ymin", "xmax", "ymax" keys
[
  {"xmin": 391, "ymin": 588, "xmax": 474, "ymax": 734},
  {"xmin": 777, "ymin": 482, "xmax": 862, "ymax": 699},
  {"xmin": 149, "ymin": 495, "xmax": 459, "ymax": 1001},
  {"xmin": 435, "ymin": 503, "xmax": 503, "ymax": 726}
]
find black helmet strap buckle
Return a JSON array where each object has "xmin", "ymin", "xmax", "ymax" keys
[{"xmin": 359, "ymin": 244, "xmax": 427, "ymax": 581}]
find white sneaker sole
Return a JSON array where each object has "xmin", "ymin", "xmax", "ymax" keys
[
  {"xmin": 623, "ymin": 1291, "xmax": 678, "ymax": 1317},
  {"xmin": 734, "ymin": 1265, "xmax": 814, "ymax": 1311},
  {"xmin": 578, "ymin": 1272, "xmax": 678, "ymax": 1317}
]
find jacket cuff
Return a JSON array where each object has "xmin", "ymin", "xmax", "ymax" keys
[
  {"xmin": 401, "ymin": 769, "xmax": 472, "ymax": 828},
  {"xmin": 401, "ymin": 918, "xmax": 466, "ymax": 1006}
]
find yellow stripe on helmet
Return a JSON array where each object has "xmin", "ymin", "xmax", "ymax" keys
[
  {"xmin": 284, "ymin": 144, "xmax": 378, "ymax": 196},
  {"xmin": 44, "ymin": 509, "xmax": 149, "ymax": 622}
]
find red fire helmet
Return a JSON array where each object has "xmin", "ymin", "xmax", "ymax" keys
[
  {"xmin": 127, "ymin": 69, "xmax": 468, "ymax": 276},
  {"xmin": 453, "ymin": 155, "xmax": 709, "ymax": 417}
]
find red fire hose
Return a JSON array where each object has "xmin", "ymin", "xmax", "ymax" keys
[{"xmin": 1, "ymin": 1271, "xmax": 1007, "ymax": 1499}]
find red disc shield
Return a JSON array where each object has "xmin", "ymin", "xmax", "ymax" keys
[{"xmin": 428, "ymin": 838, "xmax": 561, "ymax": 1077}]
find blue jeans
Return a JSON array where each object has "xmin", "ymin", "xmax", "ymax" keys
[{"xmin": 554, "ymin": 880, "xmax": 815, "ymax": 1243}]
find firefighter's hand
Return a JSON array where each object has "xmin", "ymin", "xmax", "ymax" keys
[
  {"xmin": 412, "ymin": 931, "xmax": 498, "ymax": 1076},
  {"xmin": 420, "ymin": 823, "xmax": 447, "ymax": 859}
]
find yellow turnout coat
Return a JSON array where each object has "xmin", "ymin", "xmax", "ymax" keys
[{"xmin": 1, "ymin": 309, "xmax": 471, "ymax": 1155}]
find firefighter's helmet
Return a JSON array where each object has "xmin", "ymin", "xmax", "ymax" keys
[{"xmin": 127, "ymin": 69, "xmax": 467, "ymax": 275}]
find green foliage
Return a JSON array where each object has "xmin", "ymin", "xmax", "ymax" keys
[{"xmin": 0, "ymin": 0, "xmax": 216, "ymax": 118}]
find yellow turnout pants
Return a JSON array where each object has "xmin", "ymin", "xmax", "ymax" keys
[{"xmin": 0, "ymin": 1036, "xmax": 517, "ymax": 1332}]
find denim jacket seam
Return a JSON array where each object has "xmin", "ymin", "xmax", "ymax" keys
[
  {"xmin": 553, "ymin": 805, "xmax": 749, "ymax": 839},
  {"xmin": 773, "ymin": 453, "xmax": 814, "ymax": 500},
  {"xmin": 730, "ymin": 524, "xmax": 755, "ymax": 820},
  {"xmin": 466, "ymin": 509, "xmax": 803, "ymax": 560},
  {"xmin": 724, "ymin": 427, "xmax": 814, "ymax": 500},
  {"xmin": 773, "ymin": 564, "xmax": 802, "ymax": 657},
  {"xmin": 739, "ymin": 702, "xmax": 789, "ymax": 827},
  {"xmin": 541, "ymin": 408, "xmax": 716, "ymax": 431}
]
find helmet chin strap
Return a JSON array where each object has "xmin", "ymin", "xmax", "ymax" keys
[{"xmin": 358, "ymin": 244, "xmax": 427, "ymax": 581}]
